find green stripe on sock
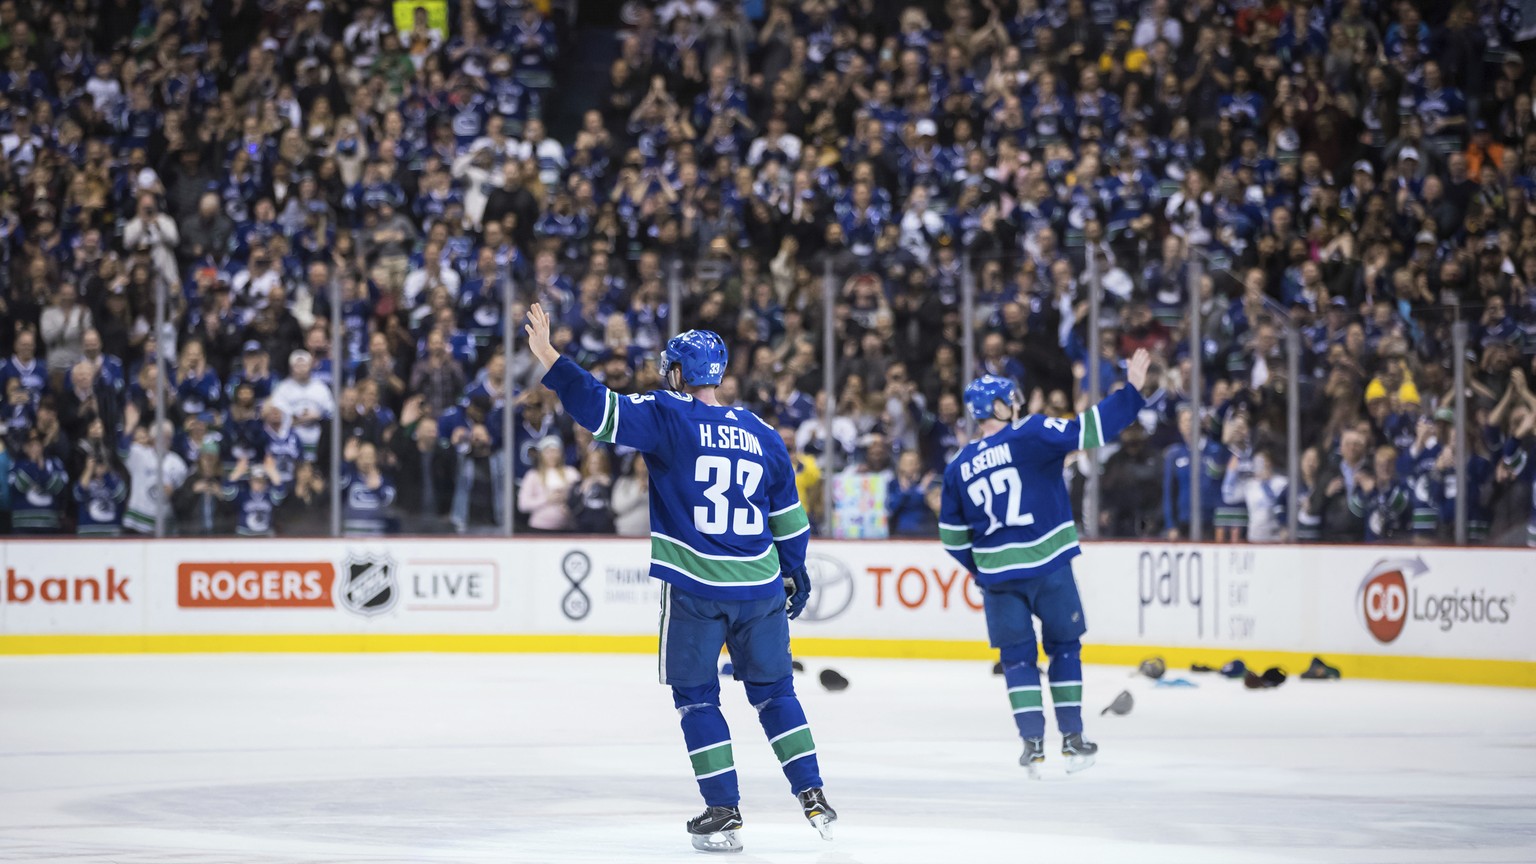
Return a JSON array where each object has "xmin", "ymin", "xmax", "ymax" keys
[
  {"xmin": 770, "ymin": 727, "xmax": 816, "ymax": 764},
  {"xmin": 689, "ymin": 742, "xmax": 734, "ymax": 777},
  {"xmin": 973, "ymin": 523, "xmax": 1079, "ymax": 573},
  {"xmin": 1051, "ymin": 684, "xmax": 1083, "ymax": 703},
  {"xmin": 768, "ymin": 504, "xmax": 810, "ymax": 539},
  {"xmin": 595, "ymin": 391, "xmax": 620, "ymax": 443},
  {"xmin": 651, "ymin": 535, "xmax": 782, "ymax": 585},
  {"xmin": 1008, "ymin": 688, "xmax": 1043, "ymax": 711}
]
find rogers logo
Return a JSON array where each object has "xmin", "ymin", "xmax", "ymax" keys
[
  {"xmin": 178, "ymin": 563, "xmax": 336, "ymax": 608},
  {"xmin": 1360, "ymin": 565, "xmax": 1410, "ymax": 643}
]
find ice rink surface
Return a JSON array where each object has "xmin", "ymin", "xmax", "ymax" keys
[{"xmin": 1, "ymin": 653, "xmax": 1534, "ymax": 864}]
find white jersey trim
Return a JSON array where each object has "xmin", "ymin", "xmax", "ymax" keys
[
  {"xmin": 650, "ymin": 559, "xmax": 784, "ymax": 588},
  {"xmin": 772, "ymin": 524, "xmax": 810, "ymax": 542},
  {"xmin": 975, "ymin": 540, "xmax": 1079, "ymax": 575},
  {"xmin": 972, "ymin": 520, "xmax": 1076, "ymax": 553},
  {"xmin": 651, "ymin": 531, "xmax": 776, "ymax": 563},
  {"xmin": 768, "ymin": 724, "xmax": 810, "ymax": 744}
]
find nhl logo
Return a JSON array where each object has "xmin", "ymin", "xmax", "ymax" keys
[{"xmin": 337, "ymin": 553, "xmax": 399, "ymax": 617}]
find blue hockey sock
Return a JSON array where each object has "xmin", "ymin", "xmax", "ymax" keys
[
  {"xmin": 999, "ymin": 643, "xmax": 1045, "ymax": 739},
  {"xmin": 744, "ymin": 677, "xmax": 822, "ymax": 794},
  {"xmin": 1044, "ymin": 639, "xmax": 1084, "ymax": 735},
  {"xmin": 672, "ymin": 682, "xmax": 738, "ymax": 807}
]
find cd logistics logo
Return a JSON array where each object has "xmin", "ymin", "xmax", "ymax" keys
[
  {"xmin": 1359, "ymin": 561, "xmax": 1412, "ymax": 643},
  {"xmin": 1357, "ymin": 557, "xmax": 1515, "ymax": 644}
]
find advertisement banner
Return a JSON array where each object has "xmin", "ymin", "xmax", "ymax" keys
[
  {"xmin": 141, "ymin": 540, "xmax": 520, "ymax": 633},
  {"xmin": 1308, "ymin": 548, "xmax": 1527, "ymax": 660},
  {"xmin": 522, "ymin": 540, "xmax": 1535, "ymax": 667},
  {"xmin": 0, "ymin": 540, "xmax": 144, "ymax": 634},
  {"xmin": 1075, "ymin": 544, "xmax": 1309, "ymax": 653},
  {"xmin": 3, "ymin": 537, "xmax": 1533, "ymax": 682},
  {"xmin": 528, "ymin": 543, "xmax": 662, "ymax": 634}
]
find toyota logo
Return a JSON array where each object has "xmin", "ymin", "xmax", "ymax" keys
[{"xmin": 799, "ymin": 553, "xmax": 854, "ymax": 622}]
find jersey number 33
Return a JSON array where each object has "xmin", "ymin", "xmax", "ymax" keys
[{"xmin": 694, "ymin": 455, "xmax": 765, "ymax": 536}]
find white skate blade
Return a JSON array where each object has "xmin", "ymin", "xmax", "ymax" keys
[
  {"xmin": 1064, "ymin": 753, "xmax": 1096, "ymax": 774},
  {"xmin": 1020, "ymin": 756, "xmax": 1044, "ymax": 779},
  {"xmin": 690, "ymin": 829, "xmax": 743, "ymax": 853},
  {"xmin": 808, "ymin": 812, "xmax": 835, "ymax": 840}
]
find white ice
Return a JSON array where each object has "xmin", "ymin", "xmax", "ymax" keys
[{"xmin": 2, "ymin": 653, "xmax": 1534, "ymax": 864}]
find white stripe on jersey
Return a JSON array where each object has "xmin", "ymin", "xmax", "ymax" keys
[
  {"xmin": 649, "ymin": 559, "xmax": 785, "ymax": 589},
  {"xmin": 651, "ymin": 531, "xmax": 777, "ymax": 562},
  {"xmin": 972, "ymin": 520, "xmax": 1075, "ymax": 553}
]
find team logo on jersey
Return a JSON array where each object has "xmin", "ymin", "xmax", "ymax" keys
[
  {"xmin": 560, "ymin": 551, "xmax": 592, "ymax": 620},
  {"xmin": 798, "ymin": 554, "xmax": 854, "ymax": 622},
  {"xmin": 337, "ymin": 553, "xmax": 399, "ymax": 617}
]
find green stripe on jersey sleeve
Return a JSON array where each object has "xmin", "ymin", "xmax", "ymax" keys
[
  {"xmin": 768, "ymin": 504, "xmax": 810, "ymax": 540},
  {"xmin": 1079, "ymin": 406, "xmax": 1103, "ymax": 450},
  {"xmin": 594, "ymin": 391, "xmax": 620, "ymax": 443},
  {"xmin": 938, "ymin": 522, "xmax": 973, "ymax": 549}
]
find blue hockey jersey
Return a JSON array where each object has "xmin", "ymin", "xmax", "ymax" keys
[
  {"xmin": 940, "ymin": 385, "xmax": 1145, "ymax": 586},
  {"xmin": 223, "ymin": 480, "xmax": 287, "ymax": 537},
  {"xmin": 10, "ymin": 457, "xmax": 68, "ymax": 531},
  {"xmin": 76, "ymin": 472, "xmax": 127, "ymax": 535},
  {"xmin": 542, "ymin": 357, "xmax": 810, "ymax": 601}
]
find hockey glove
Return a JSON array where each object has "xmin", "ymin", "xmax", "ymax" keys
[{"xmin": 784, "ymin": 565, "xmax": 811, "ymax": 620}]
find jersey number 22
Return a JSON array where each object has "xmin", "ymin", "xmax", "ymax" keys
[
  {"xmin": 967, "ymin": 466, "xmax": 1036, "ymax": 535},
  {"xmin": 694, "ymin": 455, "xmax": 764, "ymax": 535}
]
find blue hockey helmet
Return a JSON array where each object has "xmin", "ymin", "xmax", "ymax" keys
[
  {"xmin": 660, "ymin": 329, "xmax": 728, "ymax": 387},
  {"xmin": 964, "ymin": 375, "xmax": 1018, "ymax": 421}
]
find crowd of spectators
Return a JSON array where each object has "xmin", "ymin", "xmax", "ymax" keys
[{"xmin": 0, "ymin": 0, "xmax": 1533, "ymax": 546}]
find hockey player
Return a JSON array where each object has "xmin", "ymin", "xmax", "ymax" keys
[
  {"xmin": 525, "ymin": 304, "xmax": 835, "ymax": 854},
  {"xmin": 940, "ymin": 348, "xmax": 1150, "ymax": 777}
]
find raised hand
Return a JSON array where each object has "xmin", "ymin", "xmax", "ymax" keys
[
  {"xmin": 524, "ymin": 303, "xmax": 561, "ymax": 370},
  {"xmin": 1126, "ymin": 349, "xmax": 1152, "ymax": 391}
]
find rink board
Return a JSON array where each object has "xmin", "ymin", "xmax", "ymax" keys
[{"xmin": 0, "ymin": 538, "xmax": 1532, "ymax": 686}]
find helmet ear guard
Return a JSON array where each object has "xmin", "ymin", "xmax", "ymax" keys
[{"xmin": 663, "ymin": 363, "xmax": 685, "ymax": 392}]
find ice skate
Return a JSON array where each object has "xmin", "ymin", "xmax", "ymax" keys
[
  {"xmin": 687, "ymin": 805, "xmax": 743, "ymax": 853},
  {"xmin": 1019, "ymin": 736, "xmax": 1046, "ymax": 779},
  {"xmin": 1062, "ymin": 731, "xmax": 1098, "ymax": 774},
  {"xmin": 797, "ymin": 787, "xmax": 837, "ymax": 840}
]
